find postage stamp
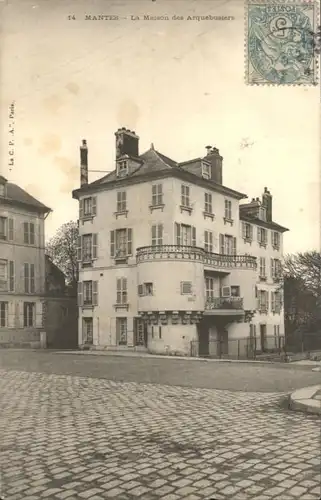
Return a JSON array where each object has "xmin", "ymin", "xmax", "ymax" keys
[{"xmin": 246, "ymin": 0, "xmax": 319, "ymax": 85}]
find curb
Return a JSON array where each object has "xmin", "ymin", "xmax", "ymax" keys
[{"xmin": 289, "ymin": 385, "xmax": 321, "ymax": 415}]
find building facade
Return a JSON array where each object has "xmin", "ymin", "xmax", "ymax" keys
[
  {"xmin": 0, "ymin": 175, "xmax": 51, "ymax": 347},
  {"xmin": 72, "ymin": 129, "xmax": 289, "ymax": 357}
]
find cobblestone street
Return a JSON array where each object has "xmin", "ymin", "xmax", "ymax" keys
[{"xmin": 0, "ymin": 367, "xmax": 320, "ymax": 500}]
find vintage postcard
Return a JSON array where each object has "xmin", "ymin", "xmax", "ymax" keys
[{"xmin": 0, "ymin": 0, "xmax": 320, "ymax": 499}]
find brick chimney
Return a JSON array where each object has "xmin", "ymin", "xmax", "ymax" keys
[
  {"xmin": 204, "ymin": 146, "xmax": 223, "ymax": 184},
  {"xmin": 115, "ymin": 128, "xmax": 139, "ymax": 159},
  {"xmin": 80, "ymin": 139, "xmax": 88, "ymax": 187},
  {"xmin": 262, "ymin": 187, "xmax": 272, "ymax": 222}
]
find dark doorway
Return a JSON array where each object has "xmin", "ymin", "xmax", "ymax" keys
[
  {"xmin": 197, "ymin": 319, "xmax": 209, "ymax": 356},
  {"xmin": 218, "ymin": 327, "xmax": 228, "ymax": 357}
]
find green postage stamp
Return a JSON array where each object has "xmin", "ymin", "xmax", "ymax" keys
[{"xmin": 246, "ymin": 0, "xmax": 319, "ymax": 85}]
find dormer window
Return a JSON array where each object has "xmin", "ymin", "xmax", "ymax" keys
[
  {"xmin": 259, "ymin": 206, "xmax": 267, "ymax": 221},
  {"xmin": 202, "ymin": 162, "xmax": 211, "ymax": 179},
  {"xmin": 117, "ymin": 160, "xmax": 128, "ymax": 177}
]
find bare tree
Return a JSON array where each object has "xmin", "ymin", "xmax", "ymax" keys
[{"xmin": 46, "ymin": 221, "xmax": 78, "ymax": 292}]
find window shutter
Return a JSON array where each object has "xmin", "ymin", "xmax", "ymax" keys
[
  {"xmin": 92, "ymin": 234, "xmax": 98, "ymax": 259},
  {"xmin": 92, "ymin": 197, "xmax": 97, "ymax": 215},
  {"xmin": 23, "ymin": 222, "xmax": 29, "ymax": 244},
  {"xmin": 9, "ymin": 261, "xmax": 14, "ymax": 292},
  {"xmin": 219, "ymin": 234, "xmax": 224, "ymax": 254},
  {"xmin": 192, "ymin": 227, "xmax": 196, "ymax": 247},
  {"xmin": 109, "ymin": 230, "xmax": 115, "ymax": 257},
  {"xmin": 77, "ymin": 236, "xmax": 82, "ymax": 261},
  {"xmin": 232, "ymin": 237, "xmax": 237, "ymax": 255},
  {"xmin": 270, "ymin": 258, "xmax": 274, "ymax": 278},
  {"xmin": 24, "ymin": 263, "xmax": 29, "ymax": 293},
  {"xmin": 138, "ymin": 284, "xmax": 143, "ymax": 296},
  {"xmin": 241, "ymin": 222, "xmax": 245, "ymax": 238},
  {"xmin": 151, "ymin": 225, "xmax": 156, "ymax": 244},
  {"xmin": 77, "ymin": 282, "xmax": 83, "ymax": 306},
  {"xmin": 30, "ymin": 264, "xmax": 35, "ymax": 293},
  {"xmin": 8, "ymin": 218, "xmax": 14, "ymax": 241},
  {"xmin": 266, "ymin": 291, "xmax": 270, "ymax": 312},
  {"xmin": 175, "ymin": 223, "xmax": 181, "ymax": 245},
  {"xmin": 249, "ymin": 225, "xmax": 253, "ymax": 239},
  {"xmin": 159, "ymin": 224, "xmax": 163, "ymax": 242},
  {"xmin": 257, "ymin": 227, "xmax": 261, "ymax": 242},
  {"xmin": 127, "ymin": 228, "xmax": 132, "ymax": 255},
  {"xmin": 204, "ymin": 231, "xmax": 208, "ymax": 246},
  {"xmin": 92, "ymin": 281, "xmax": 98, "ymax": 305},
  {"xmin": 30, "ymin": 223, "xmax": 35, "ymax": 245},
  {"xmin": 79, "ymin": 199, "xmax": 84, "ymax": 219}
]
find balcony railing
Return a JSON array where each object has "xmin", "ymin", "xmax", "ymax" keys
[
  {"xmin": 136, "ymin": 245, "xmax": 257, "ymax": 270},
  {"xmin": 205, "ymin": 297, "xmax": 244, "ymax": 310}
]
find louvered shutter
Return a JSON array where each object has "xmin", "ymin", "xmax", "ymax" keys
[
  {"xmin": 77, "ymin": 236, "xmax": 82, "ymax": 261},
  {"xmin": 92, "ymin": 197, "xmax": 97, "ymax": 215},
  {"xmin": 92, "ymin": 281, "xmax": 98, "ymax": 305},
  {"xmin": 192, "ymin": 227, "xmax": 196, "ymax": 247},
  {"xmin": 175, "ymin": 223, "xmax": 181, "ymax": 245},
  {"xmin": 24, "ymin": 263, "xmax": 29, "ymax": 293},
  {"xmin": 9, "ymin": 261, "xmax": 14, "ymax": 292},
  {"xmin": 30, "ymin": 223, "xmax": 35, "ymax": 245},
  {"xmin": 127, "ymin": 228, "xmax": 132, "ymax": 255},
  {"xmin": 77, "ymin": 282, "xmax": 83, "ymax": 306},
  {"xmin": 8, "ymin": 218, "xmax": 14, "ymax": 241},
  {"xmin": 30, "ymin": 264, "xmax": 35, "ymax": 293},
  {"xmin": 92, "ymin": 234, "xmax": 98, "ymax": 259},
  {"xmin": 232, "ymin": 237, "xmax": 237, "ymax": 255},
  {"xmin": 23, "ymin": 222, "xmax": 29, "ymax": 244},
  {"xmin": 110, "ymin": 231, "xmax": 115, "ymax": 257},
  {"xmin": 79, "ymin": 199, "xmax": 84, "ymax": 219},
  {"xmin": 219, "ymin": 234, "xmax": 224, "ymax": 254},
  {"xmin": 242, "ymin": 222, "xmax": 246, "ymax": 238}
]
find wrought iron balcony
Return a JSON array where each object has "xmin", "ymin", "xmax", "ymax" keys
[
  {"xmin": 136, "ymin": 245, "xmax": 257, "ymax": 270},
  {"xmin": 205, "ymin": 297, "xmax": 244, "ymax": 310}
]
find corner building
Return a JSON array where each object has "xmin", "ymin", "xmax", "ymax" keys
[{"xmin": 72, "ymin": 129, "xmax": 288, "ymax": 358}]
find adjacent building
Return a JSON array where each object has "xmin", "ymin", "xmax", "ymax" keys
[
  {"xmin": 0, "ymin": 175, "xmax": 51, "ymax": 347},
  {"xmin": 72, "ymin": 129, "xmax": 289, "ymax": 358}
]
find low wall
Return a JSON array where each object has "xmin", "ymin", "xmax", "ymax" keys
[{"xmin": 0, "ymin": 328, "xmax": 41, "ymax": 348}]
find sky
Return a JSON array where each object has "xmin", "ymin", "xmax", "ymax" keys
[{"xmin": 0, "ymin": 0, "xmax": 320, "ymax": 254}]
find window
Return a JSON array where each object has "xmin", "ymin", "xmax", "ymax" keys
[
  {"xmin": 78, "ymin": 234, "xmax": 98, "ymax": 262},
  {"xmin": 230, "ymin": 286, "xmax": 240, "ymax": 297},
  {"xmin": 152, "ymin": 184, "xmax": 163, "ymax": 206},
  {"xmin": 152, "ymin": 224, "xmax": 163, "ymax": 246},
  {"xmin": 116, "ymin": 191, "xmax": 127, "ymax": 213},
  {"xmin": 116, "ymin": 278, "xmax": 128, "ymax": 305},
  {"xmin": 0, "ymin": 260, "xmax": 7, "ymax": 291},
  {"xmin": 258, "ymin": 290, "xmax": 268, "ymax": 313},
  {"xmin": 271, "ymin": 259, "xmax": 282, "ymax": 281},
  {"xmin": 257, "ymin": 227, "xmax": 267, "ymax": 247},
  {"xmin": 272, "ymin": 231, "xmax": 280, "ymax": 249},
  {"xmin": 224, "ymin": 200, "xmax": 232, "ymax": 220},
  {"xmin": 24, "ymin": 263, "xmax": 35, "ymax": 293},
  {"xmin": 271, "ymin": 291, "xmax": 281, "ymax": 313},
  {"xmin": 116, "ymin": 317, "xmax": 127, "ymax": 345},
  {"xmin": 83, "ymin": 318, "xmax": 93, "ymax": 344},
  {"xmin": 181, "ymin": 281, "xmax": 192, "ymax": 295},
  {"xmin": 138, "ymin": 283, "xmax": 153, "ymax": 296},
  {"xmin": 202, "ymin": 162, "xmax": 211, "ymax": 179},
  {"xmin": 175, "ymin": 223, "xmax": 196, "ymax": 246},
  {"xmin": 204, "ymin": 231, "xmax": 213, "ymax": 253},
  {"xmin": 110, "ymin": 228, "xmax": 132, "ymax": 258},
  {"xmin": 83, "ymin": 281, "xmax": 98, "ymax": 306},
  {"xmin": 0, "ymin": 184, "xmax": 4, "ymax": 197},
  {"xmin": 205, "ymin": 277, "xmax": 214, "ymax": 299},
  {"xmin": 9, "ymin": 261, "xmax": 14, "ymax": 292},
  {"xmin": 134, "ymin": 319, "xmax": 146, "ymax": 346},
  {"xmin": 242, "ymin": 222, "xmax": 253, "ymax": 241},
  {"xmin": 23, "ymin": 302, "xmax": 35, "ymax": 327},
  {"xmin": 250, "ymin": 324, "xmax": 256, "ymax": 338},
  {"xmin": 23, "ymin": 222, "xmax": 35, "ymax": 245},
  {"xmin": 0, "ymin": 302, "xmax": 8, "ymax": 327},
  {"xmin": 79, "ymin": 196, "xmax": 97, "ymax": 219},
  {"xmin": 0, "ymin": 217, "xmax": 6, "ymax": 240},
  {"xmin": 204, "ymin": 192, "xmax": 213, "ymax": 214},
  {"xmin": 219, "ymin": 234, "xmax": 236, "ymax": 255},
  {"xmin": 181, "ymin": 185, "xmax": 190, "ymax": 207},
  {"xmin": 117, "ymin": 160, "xmax": 128, "ymax": 177},
  {"xmin": 259, "ymin": 257, "xmax": 266, "ymax": 279}
]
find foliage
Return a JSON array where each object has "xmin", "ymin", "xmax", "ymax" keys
[
  {"xmin": 46, "ymin": 221, "xmax": 78, "ymax": 290},
  {"xmin": 283, "ymin": 251, "xmax": 321, "ymax": 335}
]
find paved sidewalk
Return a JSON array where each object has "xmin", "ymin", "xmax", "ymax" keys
[
  {"xmin": 289, "ymin": 385, "xmax": 321, "ymax": 415},
  {"xmin": 0, "ymin": 369, "xmax": 320, "ymax": 500},
  {"xmin": 57, "ymin": 349, "xmax": 276, "ymax": 364}
]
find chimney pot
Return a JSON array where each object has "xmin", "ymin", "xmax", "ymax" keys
[{"xmin": 82, "ymin": 139, "xmax": 87, "ymax": 147}]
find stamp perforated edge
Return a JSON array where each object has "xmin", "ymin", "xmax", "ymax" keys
[{"xmin": 244, "ymin": 0, "xmax": 320, "ymax": 86}]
